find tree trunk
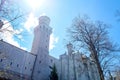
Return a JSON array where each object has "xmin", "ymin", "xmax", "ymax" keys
[
  {"xmin": 91, "ymin": 44, "xmax": 104, "ymax": 80},
  {"xmin": 95, "ymin": 55, "xmax": 104, "ymax": 80}
]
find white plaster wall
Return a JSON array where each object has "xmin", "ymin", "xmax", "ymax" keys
[
  {"xmin": 31, "ymin": 16, "xmax": 52, "ymax": 80},
  {"xmin": 59, "ymin": 52, "xmax": 100, "ymax": 80},
  {"xmin": 0, "ymin": 40, "xmax": 36, "ymax": 77}
]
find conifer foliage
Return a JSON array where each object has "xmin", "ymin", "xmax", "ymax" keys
[{"xmin": 49, "ymin": 64, "xmax": 58, "ymax": 80}]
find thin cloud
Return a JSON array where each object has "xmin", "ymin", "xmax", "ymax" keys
[
  {"xmin": 23, "ymin": 13, "xmax": 58, "ymax": 51},
  {"xmin": 0, "ymin": 20, "xmax": 26, "ymax": 50},
  {"xmin": 24, "ymin": 13, "xmax": 38, "ymax": 32},
  {"xmin": 49, "ymin": 33, "xmax": 59, "ymax": 50}
]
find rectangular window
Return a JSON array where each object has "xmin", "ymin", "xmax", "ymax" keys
[
  {"xmin": 30, "ymin": 68, "xmax": 32, "ymax": 71},
  {"xmin": 38, "ymin": 70, "xmax": 41, "ymax": 74},
  {"xmin": 0, "ymin": 59, "xmax": 3, "ymax": 62},
  {"xmin": 17, "ymin": 64, "xmax": 19, "ymax": 67},
  {"xmin": 39, "ymin": 61, "xmax": 41, "ymax": 64},
  {"xmin": 51, "ymin": 59, "xmax": 53, "ymax": 63},
  {"xmin": 10, "ymin": 62, "xmax": 12, "ymax": 65}
]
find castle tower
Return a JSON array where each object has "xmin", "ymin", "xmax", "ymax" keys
[
  {"xmin": 31, "ymin": 16, "xmax": 52, "ymax": 80},
  {"xmin": 67, "ymin": 43, "xmax": 73, "ymax": 56}
]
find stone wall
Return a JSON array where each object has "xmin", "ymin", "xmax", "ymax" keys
[
  {"xmin": 59, "ymin": 52, "xmax": 100, "ymax": 80},
  {"xmin": 0, "ymin": 40, "xmax": 36, "ymax": 78}
]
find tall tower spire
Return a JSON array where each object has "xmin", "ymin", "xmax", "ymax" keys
[
  {"xmin": 31, "ymin": 16, "xmax": 52, "ymax": 80},
  {"xmin": 67, "ymin": 42, "xmax": 73, "ymax": 56}
]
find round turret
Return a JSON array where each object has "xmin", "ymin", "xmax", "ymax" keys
[
  {"xmin": 67, "ymin": 43, "xmax": 73, "ymax": 56},
  {"xmin": 67, "ymin": 43, "xmax": 73, "ymax": 49},
  {"xmin": 31, "ymin": 16, "xmax": 52, "ymax": 80},
  {"xmin": 39, "ymin": 16, "xmax": 50, "ymax": 25}
]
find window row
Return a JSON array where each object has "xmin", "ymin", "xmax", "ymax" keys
[
  {"xmin": 0, "ymin": 59, "xmax": 33, "ymax": 71},
  {"xmin": 39, "ymin": 25, "xmax": 49, "ymax": 31}
]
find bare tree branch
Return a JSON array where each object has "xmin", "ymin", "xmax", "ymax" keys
[{"xmin": 68, "ymin": 15, "xmax": 120, "ymax": 80}]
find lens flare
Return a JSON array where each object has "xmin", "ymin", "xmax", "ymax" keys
[{"xmin": 26, "ymin": 0, "xmax": 44, "ymax": 9}]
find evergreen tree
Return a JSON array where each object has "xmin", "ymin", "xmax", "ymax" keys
[{"xmin": 49, "ymin": 64, "xmax": 58, "ymax": 80}]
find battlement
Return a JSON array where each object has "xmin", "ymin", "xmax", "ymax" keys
[{"xmin": 39, "ymin": 16, "xmax": 50, "ymax": 25}]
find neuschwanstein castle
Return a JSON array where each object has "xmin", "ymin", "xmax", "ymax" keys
[{"xmin": 0, "ymin": 16, "xmax": 100, "ymax": 80}]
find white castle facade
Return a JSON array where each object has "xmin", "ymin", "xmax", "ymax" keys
[{"xmin": 0, "ymin": 16, "xmax": 100, "ymax": 80}]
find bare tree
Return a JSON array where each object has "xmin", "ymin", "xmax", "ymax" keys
[
  {"xmin": 0, "ymin": 0, "xmax": 25, "ymax": 33},
  {"xmin": 68, "ymin": 15, "xmax": 120, "ymax": 80},
  {"xmin": 0, "ymin": 0, "xmax": 29, "ymax": 45}
]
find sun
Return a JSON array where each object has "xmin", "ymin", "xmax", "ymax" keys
[{"xmin": 26, "ymin": 0, "xmax": 44, "ymax": 9}]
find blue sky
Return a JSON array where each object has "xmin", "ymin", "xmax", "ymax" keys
[
  {"xmin": 41, "ymin": 0, "xmax": 120, "ymax": 58},
  {"xmin": 1, "ymin": 0, "xmax": 120, "ymax": 58}
]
